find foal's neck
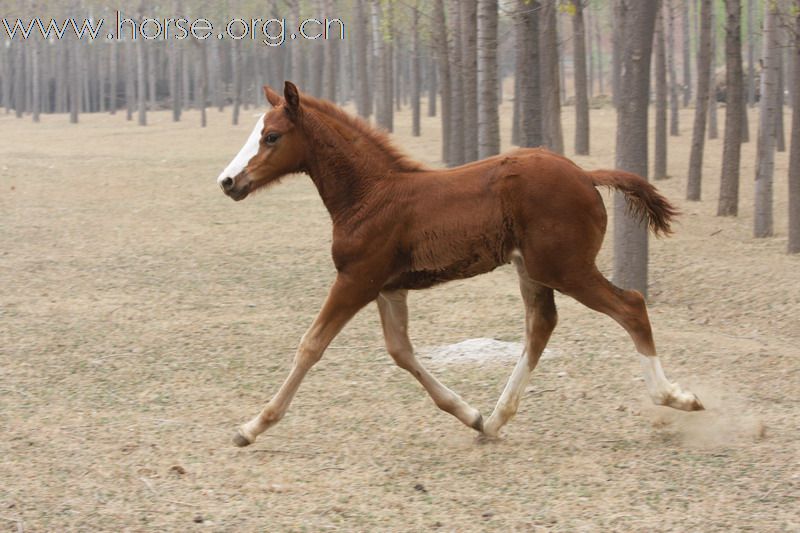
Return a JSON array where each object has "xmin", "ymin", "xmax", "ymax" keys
[{"xmin": 301, "ymin": 111, "xmax": 403, "ymax": 222}]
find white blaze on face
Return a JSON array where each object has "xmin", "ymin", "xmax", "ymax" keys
[{"xmin": 216, "ymin": 114, "xmax": 265, "ymax": 186}]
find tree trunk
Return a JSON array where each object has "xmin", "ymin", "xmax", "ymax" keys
[
  {"xmin": 31, "ymin": 37, "xmax": 40, "ymax": 123},
  {"xmin": 354, "ymin": 0, "xmax": 371, "ymax": 118},
  {"xmin": 686, "ymin": 0, "xmax": 713, "ymax": 201},
  {"xmin": 125, "ymin": 40, "xmax": 135, "ymax": 121},
  {"xmin": 754, "ymin": 2, "xmax": 780, "ymax": 238},
  {"xmin": 746, "ymin": 0, "xmax": 756, "ymax": 107},
  {"xmin": 410, "ymin": 1, "xmax": 421, "ymax": 137},
  {"xmin": 448, "ymin": 0, "xmax": 465, "ymax": 165},
  {"xmin": 291, "ymin": 1, "xmax": 305, "ymax": 89},
  {"xmin": 427, "ymin": 57, "xmax": 437, "ymax": 118},
  {"xmin": 586, "ymin": 7, "xmax": 595, "ymax": 98},
  {"xmin": 516, "ymin": 0, "xmax": 542, "ymax": 148},
  {"xmin": 612, "ymin": 0, "xmax": 623, "ymax": 107},
  {"xmin": 776, "ymin": 51, "xmax": 786, "ymax": 152},
  {"xmin": 462, "ymin": 0, "xmax": 479, "ymax": 162},
  {"xmin": 512, "ymin": 72, "xmax": 521, "ymax": 146},
  {"xmin": 655, "ymin": 7, "xmax": 668, "ymax": 179},
  {"xmin": 324, "ymin": 0, "xmax": 337, "ymax": 103},
  {"xmin": 594, "ymin": 9, "xmax": 604, "ymax": 95},
  {"xmin": 789, "ymin": 0, "xmax": 800, "ymax": 253},
  {"xmin": 14, "ymin": 42, "xmax": 24, "ymax": 118},
  {"xmin": 708, "ymin": 5, "xmax": 718, "ymax": 140},
  {"xmin": 169, "ymin": 40, "xmax": 181, "ymax": 121},
  {"xmin": 573, "ymin": 0, "xmax": 590, "ymax": 155},
  {"xmin": 667, "ymin": 0, "xmax": 680, "ymax": 135},
  {"xmin": 199, "ymin": 42, "xmax": 208, "ymax": 128},
  {"xmin": 682, "ymin": 0, "xmax": 692, "ymax": 107},
  {"xmin": 148, "ymin": 45, "xmax": 157, "ymax": 112},
  {"xmin": 433, "ymin": 0, "xmax": 452, "ymax": 165},
  {"xmin": 613, "ymin": 0, "xmax": 659, "ymax": 296},
  {"xmin": 539, "ymin": 0, "xmax": 563, "ymax": 153},
  {"xmin": 478, "ymin": 0, "xmax": 500, "ymax": 158},
  {"xmin": 718, "ymin": 0, "xmax": 744, "ymax": 217},
  {"xmin": 232, "ymin": 41, "xmax": 241, "ymax": 126},
  {"xmin": 137, "ymin": 17, "xmax": 147, "ymax": 126},
  {"xmin": 69, "ymin": 39, "xmax": 80, "ymax": 123}
]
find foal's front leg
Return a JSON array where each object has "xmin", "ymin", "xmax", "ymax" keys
[
  {"xmin": 233, "ymin": 275, "xmax": 374, "ymax": 447},
  {"xmin": 377, "ymin": 291, "xmax": 484, "ymax": 432}
]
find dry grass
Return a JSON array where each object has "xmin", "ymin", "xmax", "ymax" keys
[{"xmin": 1, "ymin": 98, "xmax": 798, "ymax": 532}]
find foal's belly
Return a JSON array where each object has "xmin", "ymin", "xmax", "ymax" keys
[{"xmin": 383, "ymin": 233, "xmax": 512, "ymax": 291}]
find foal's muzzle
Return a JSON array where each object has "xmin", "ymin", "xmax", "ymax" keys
[{"xmin": 219, "ymin": 174, "xmax": 250, "ymax": 201}]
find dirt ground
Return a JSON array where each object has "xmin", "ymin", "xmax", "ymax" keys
[{"xmin": 1, "ymin": 98, "xmax": 798, "ymax": 532}]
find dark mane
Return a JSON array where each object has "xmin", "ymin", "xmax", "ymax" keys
[{"xmin": 298, "ymin": 93, "xmax": 428, "ymax": 173}]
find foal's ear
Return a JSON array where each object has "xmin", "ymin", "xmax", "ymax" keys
[
  {"xmin": 263, "ymin": 85, "xmax": 282, "ymax": 108},
  {"xmin": 284, "ymin": 81, "xmax": 301, "ymax": 118}
]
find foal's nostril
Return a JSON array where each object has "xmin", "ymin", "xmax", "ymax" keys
[{"xmin": 221, "ymin": 177, "xmax": 234, "ymax": 191}]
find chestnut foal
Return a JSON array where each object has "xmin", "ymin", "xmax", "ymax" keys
[{"xmin": 217, "ymin": 82, "xmax": 703, "ymax": 447}]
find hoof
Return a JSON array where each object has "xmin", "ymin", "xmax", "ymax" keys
[
  {"xmin": 688, "ymin": 394, "xmax": 705, "ymax": 411},
  {"xmin": 470, "ymin": 413, "xmax": 484, "ymax": 433},
  {"xmin": 232, "ymin": 431, "xmax": 253, "ymax": 447},
  {"xmin": 661, "ymin": 387, "xmax": 705, "ymax": 412}
]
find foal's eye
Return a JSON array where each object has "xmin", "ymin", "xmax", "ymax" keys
[{"xmin": 264, "ymin": 132, "xmax": 281, "ymax": 145}]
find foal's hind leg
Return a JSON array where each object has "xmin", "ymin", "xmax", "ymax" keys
[
  {"xmin": 483, "ymin": 256, "xmax": 558, "ymax": 437},
  {"xmin": 563, "ymin": 271, "xmax": 703, "ymax": 411},
  {"xmin": 377, "ymin": 291, "xmax": 484, "ymax": 432}
]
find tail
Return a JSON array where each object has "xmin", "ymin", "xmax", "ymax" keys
[{"xmin": 588, "ymin": 169, "xmax": 679, "ymax": 236}]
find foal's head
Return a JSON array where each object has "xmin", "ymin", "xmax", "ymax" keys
[{"xmin": 217, "ymin": 82, "xmax": 308, "ymax": 201}]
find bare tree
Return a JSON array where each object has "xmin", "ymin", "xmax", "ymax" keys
[
  {"xmin": 461, "ymin": 0, "xmax": 479, "ymax": 162},
  {"xmin": 70, "ymin": 38, "xmax": 80, "ymax": 123},
  {"xmin": 427, "ymin": 57, "xmax": 437, "ymax": 118},
  {"xmin": 540, "ymin": 0, "xmax": 563, "ymax": 153},
  {"xmin": 593, "ymin": 8, "xmax": 605, "ymax": 95},
  {"xmin": 572, "ymin": 0, "xmax": 590, "ymax": 155},
  {"xmin": 231, "ymin": 40, "xmax": 242, "ymax": 126},
  {"xmin": 199, "ymin": 41, "xmax": 209, "ymax": 128},
  {"xmin": 683, "ymin": 0, "xmax": 692, "ymax": 107},
  {"xmin": 708, "ymin": 5, "xmax": 718, "ymax": 140},
  {"xmin": 790, "ymin": 0, "xmax": 800, "ymax": 253},
  {"xmin": 432, "ymin": 0, "xmax": 453, "ymax": 165},
  {"xmin": 667, "ymin": 0, "xmax": 680, "ymax": 135},
  {"xmin": 136, "ymin": 26, "xmax": 146, "ymax": 126},
  {"xmin": 31, "ymin": 36, "xmax": 40, "ymax": 123},
  {"xmin": 353, "ymin": 0, "xmax": 371, "ymax": 118},
  {"xmin": 686, "ymin": 0, "xmax": 713, "ymax": 201},
  {"xmin": 323, "ymin": 0, "xmax": 338, "ymax": 103},
  {"xmin": 655, "ymin": 7, "xmax": 668, "ymax": 179},
  {"xmin": 612, "ymin": 0, "xmax": 623, "ymax": 107},
  {"xmin": 719, "ymin": 0, "xmax": 744, "ymax": 217},
  {"xmin": 448, "ymin": 0, "xmax": 465, "ymax": 165},
  {"xmin": 410, "ymin": 1, "xmax": 421, "ymax": 136},
  {"xmin": 516, "ymin": 0, "xmax": 542, "ymax": 148},
  {"xmin": 747, "ymin": 0, "xmax": 756, "ymax": 107},
  {"xmin": 478, "ymin": 0, "xmax": 500, "ymax": 158},
  {"xmin": 755, "ymin": 2, "xmax": 781, "ymax": 238},
  {"xmin": 613, "ymin": 0, "xmax": 659, "ymax": 296},
  {"xmin": 776, "ymin": 47, "xmax": 786, "ymax": 153},
  {"xmin": 371, "ymin": 0, "xmax": 392, "ymax": 130}
]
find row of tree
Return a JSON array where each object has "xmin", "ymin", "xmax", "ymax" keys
[{"xmin": 1, "ymin": 1, "xmax": 798, "ymax": 289}]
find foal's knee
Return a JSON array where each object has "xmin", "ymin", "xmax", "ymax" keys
[{"xmin": 295, "ymin": 339, "xmax": 324, "ymax": 368}]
